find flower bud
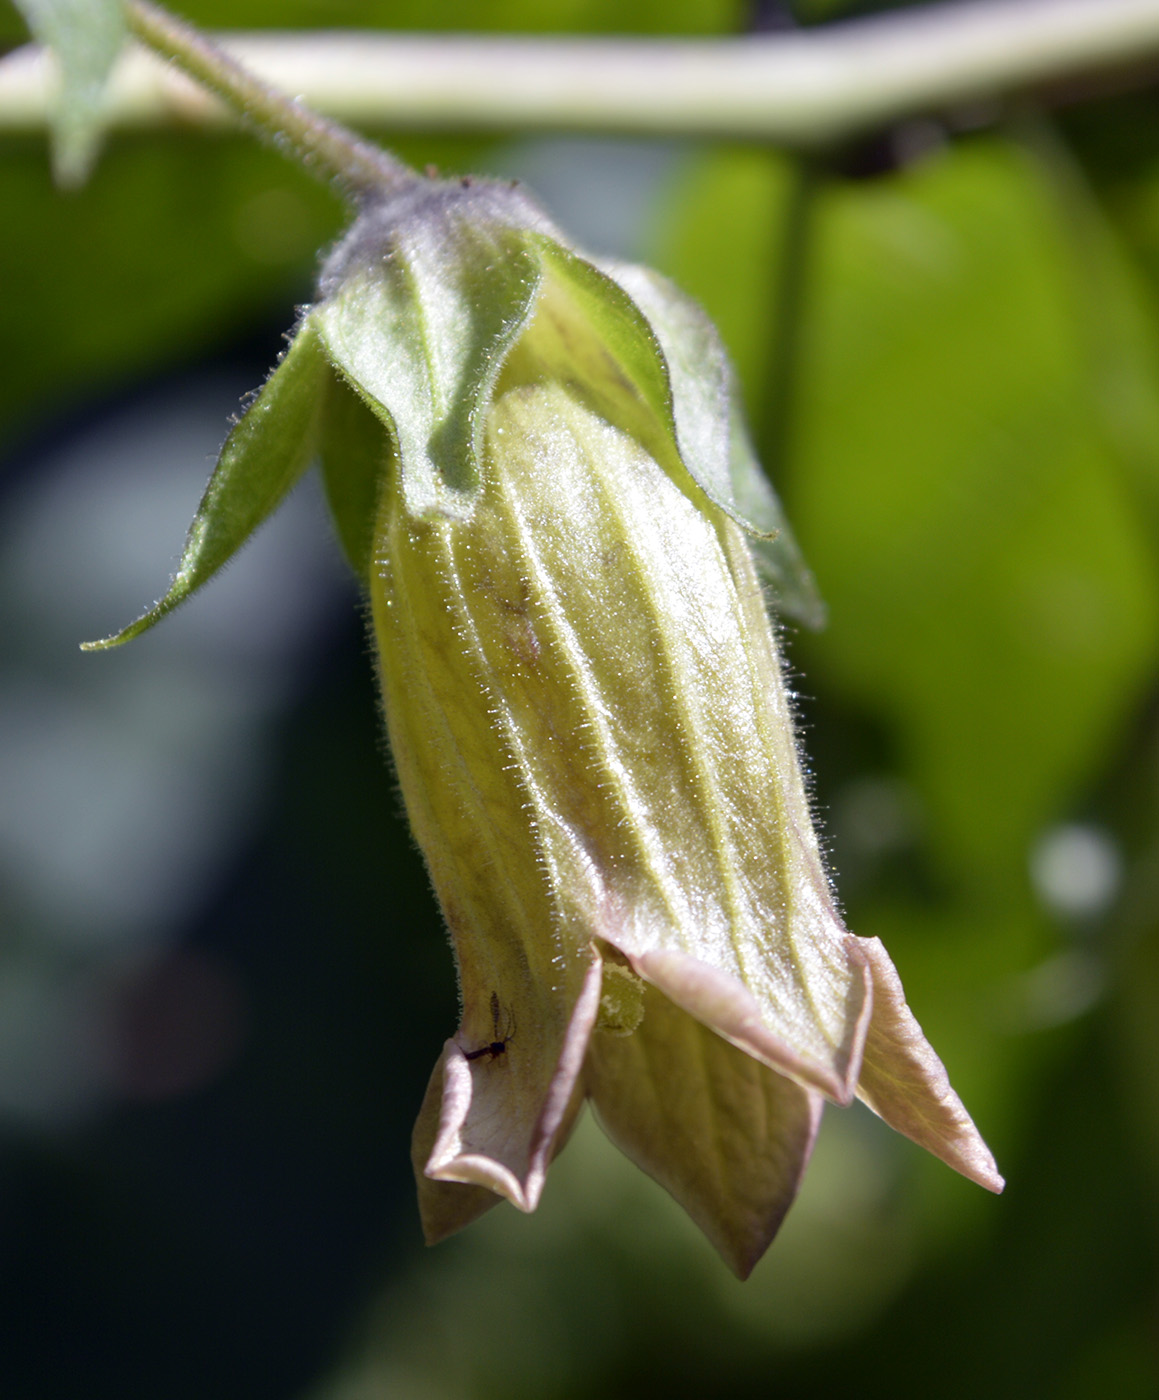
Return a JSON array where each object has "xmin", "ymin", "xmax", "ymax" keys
[{"xmin": 88, "ymin": 170, "xmax": 1001, "ymax": 1277}]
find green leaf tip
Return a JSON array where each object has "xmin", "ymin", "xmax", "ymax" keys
[
  {"xmin": 81, "ymin": 317, "xmax": 330, "ymax": 651},
  {"xmin": 518, "ymin": 237, "xmax": 693, "ymax": 491},
  {"xmin": 15, "ymin": 0, "xmax": 126, "ymax": 186}
]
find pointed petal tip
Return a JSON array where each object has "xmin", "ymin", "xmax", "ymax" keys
[
  {"xmin": 709, "ymin": 1149, "xmax": 815, "ymax": 1280},
  {"xmin": 417, "ymin": 1176, "xmax": 501, "ymax": 1246},
  {"xmin": 855, "ymin": 935, "xmax": 1004, "ymax": 1193},
  {"xmin": 919, "ymin": 1127, "xmax": 1005, "ymax": 1196},
  {"xmin": 588, "ymin": 980, "xmax": 825, "ymax": 1280},
  {"xmin": 968, "ymin": 1148, "xmax": 1007, "ymax": 1192},
  {"xmin": 719, "ymin": 1239, "xmax": 762, "ymax": 1283},
  {"xmin": 411, "ymin": 1046, "xmax": 505, "ymax": 1244},
  {"xmin": 422, "ymin": 1048, "xmax": 546, "ymax": 1212}
]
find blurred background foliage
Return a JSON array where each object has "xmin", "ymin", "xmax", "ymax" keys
[{"xmin": 1, "ymin": 0, "xmax": 1158, "ymax": 1396}]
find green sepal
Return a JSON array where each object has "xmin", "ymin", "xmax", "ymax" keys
[
  {"xmin": 539, "ymin": 243, "xmax": 825, "ymax": 627},
  {"xmin": 607, "ymin": 261, "xmax": 825, "ymax": 627},
  {"xmin": 316, "ymin": 212, "xmax": 542, "ymax": 519},
  {"xmin": 83, "ymin": 317, "xmax": 330, "ymax": 650},
  {"xmin": 318, "ymin": 372, "xmax": 393, "ymax": 582},
  {"xmin": 14, "ymin": 0, "xmax": 125, "ymax": 186},
  {"xmin": 509, "ymin": 238, "xmax": 692, "ymax": 494},
  {"xmin": 602, "ymin": 259, "xmax": 733, "ymax": 510}
]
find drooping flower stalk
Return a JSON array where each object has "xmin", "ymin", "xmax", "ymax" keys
[
  {"xmin": 86, "ymin": 1, "xmax": 1002, "ymax": 1278},
  {"xmin": 125, "ymin": 0, "xmax": 409, "ymax": 196}
]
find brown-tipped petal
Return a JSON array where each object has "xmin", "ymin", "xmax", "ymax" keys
[
  {"xmin": 587, "ymin": 980, "xmax": 824, "ymax": 1279},
  {"xmin": 629, "ymin": 946, "xmax": 871, "ymax": 1106},
  {"xmin": 855, "ymin": 937, "xmax": 1004, "ymax": 1193},
  {"xmin": 411, "ymin": 1055, "xmax": 501, "ymax": 1245},
  {"xmin": 421, "ymin": 955, "xmax": 603, "ymax": 1214}
]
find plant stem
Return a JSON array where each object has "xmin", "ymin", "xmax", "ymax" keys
[
  {"xmin": 124, "ymin": 0, "xmax": 410, "ymax": 196},
  {"xmin": 4, "ymin": 0, "xmax": 1159, "ymax": 146}
]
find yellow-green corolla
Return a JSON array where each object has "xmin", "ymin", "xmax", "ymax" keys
[{"xmin": 91, "ymin": 172, "xmax": 1001, "ymax": 1277}]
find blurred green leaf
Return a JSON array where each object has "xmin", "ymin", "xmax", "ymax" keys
[
  {"xmin": 11, "ymin": 0, "xmax": 125, "ymax": 184},
  {"xmin": 652, "ymin": 146, "xmax": 799, "ymax": 430},
  {"xmin": 1030, "ymin": 118, "xmax": 1159, "ymax": 540},
  {"xmin": 0, "ymin": 0, "xmax": 741, "ymax": 43},
  {"xmin": 792, "ymin": 140, "xmax": 1159, "ymax": 890},
  {"xmin": 0, "ymin": 135, "xmax": 347, "ymax": 435},
  {"xmin": 165, "ymin": 0, "xmax": 740, "ymax": 34}
]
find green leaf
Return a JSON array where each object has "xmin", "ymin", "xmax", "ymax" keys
[
  {"xmin": 83, "ymin": 316, "xmax": 330, "ymax": 649},
  {"xmin": 318, "ymin": 370, "xmax": 392, "ymax": 582},
  {"xmin": 0, "ymin": 134, "xmax": 347, "ymax": 436},
  {"xmin": 316, "ymin": 204, "xmax": 542, "ymax": 519},
  {"xmin": 530, "ymin": 241, "xmax": 702, "ymax": 499},
  {"xmin": 649, "ymin": 146, "xmax": 799, "ymax": 432},
  {"xmin": 792, "ymin": 138, "xmax": 1159, "ymax": 888},
  {"xmin": 14, "ymin": 0, "xmax": 125, "ymax": 185}
]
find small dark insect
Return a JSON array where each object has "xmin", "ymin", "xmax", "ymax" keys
[{"xmin": 464, "ymin": 991, "xmax": 516, "ymax": 1062}]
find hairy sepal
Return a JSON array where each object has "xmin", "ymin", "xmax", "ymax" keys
[
  {"xmin": 83, "ymin": 317, "xmax": 330, "ymax": 650},
  {"xmin": 315, "ymin": 198, "xmax": 543, "ymax": 521}
]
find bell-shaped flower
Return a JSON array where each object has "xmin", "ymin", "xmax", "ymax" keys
[{"xmin": 88, "ymin": 170, "xmax": 1002, "ymax": 1278}]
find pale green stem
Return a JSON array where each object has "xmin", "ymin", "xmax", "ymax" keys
[
  {"xmin": 125, "ymin": 0, "xmax": 410, "ymax": 195},
  {"xmin": 3, "ymin": 0, "xmax": 1159, "ymax": 145}
]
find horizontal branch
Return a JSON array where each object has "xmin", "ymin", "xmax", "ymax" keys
[{"xmin": 2, "ymin": 0, "xmax": 1159, "ymax": 147}]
